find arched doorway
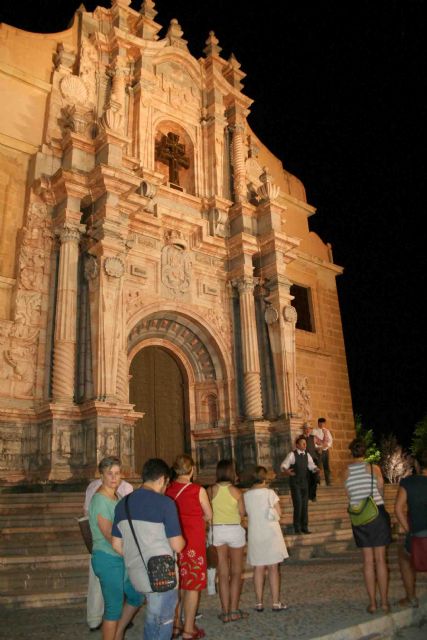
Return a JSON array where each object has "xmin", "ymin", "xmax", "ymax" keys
[{"xmin": 129, "ymin": 346, "xmax": 190, "ymax": 472}]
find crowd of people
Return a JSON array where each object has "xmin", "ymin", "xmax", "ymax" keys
[{"xmin": 84, "ymin": 426, "xmax": 427, "ymax": 640}]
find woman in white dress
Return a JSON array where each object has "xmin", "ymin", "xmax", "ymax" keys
[{"xmin": 243, "ymin": 466, "xmax": 289, "ymax": 612}]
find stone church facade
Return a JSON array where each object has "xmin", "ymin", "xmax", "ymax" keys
[{"xmin": 0, "ymin": 1, "xmax": 354, "ymax": 485}]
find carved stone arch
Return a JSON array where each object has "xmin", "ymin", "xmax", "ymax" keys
[
  {"xmin": 154, "ymin": 119, "xmax": 195, "ymax": 194},
  {"xmin": 128, "ymin": 315, "xmax": 216, "ymax": 382},
  {"xmin": 127, "ymin": 309, "xmax": 232, "ymax": 433}
]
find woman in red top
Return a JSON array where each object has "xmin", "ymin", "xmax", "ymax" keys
[{"xmin": 166, "ymin": 454, "xmax": 212, "ymax": 640}]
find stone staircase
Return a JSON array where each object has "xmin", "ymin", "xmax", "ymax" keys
[
  {"xmin": 0, "ymin": 483, "xmax": 399, "ymax": 609},
  {"xmin": 278, "ymin": 484, "xmax": 399, "ymax": 561}
]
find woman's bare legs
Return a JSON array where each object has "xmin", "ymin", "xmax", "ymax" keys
[
  {"xmin": 182, "ymin": 590, "xmax": 201, "ymax": 636},
  {"xmin": 398, "ymin": 545, "xmax": 417, "ymax": 603},
  {"xmin": 114, "ymin": 603, "xmax": 140, "ymax": 640},
  {"xmin": 253, "ymin": 566, "xmax": 266, "ymax": 604},
  {"xmin": 373, "ymin": 546, "xmax": 389, "ymax": 611},
  {"xmin": 267, "ymin": 564, "xmax": 280, "ymax": 604},
  {"xmin": 216, "ymin": 545, "xmax": 231, "ymax": 615},
  {"xmin": 229, "ymin": 546, "xmax": 245, "ymax": 612},
  {"xmin": 102, "ymin": 620, "xmax": 118, "ymax": 640},
  {"xmin": 362, "ymin": 548, "xmax": 377, "ymax": 612}
]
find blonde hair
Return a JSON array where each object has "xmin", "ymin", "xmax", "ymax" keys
[{"xmin": 173, "ymin": 454, "xmax": 194, "ymax": 476}]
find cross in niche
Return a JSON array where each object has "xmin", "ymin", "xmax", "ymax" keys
[{"xmin": 155, "ymin": 132, "xmax": 190, "ymax": 186}]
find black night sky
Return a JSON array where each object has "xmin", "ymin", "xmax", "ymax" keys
[{"xmin": 1, "ymin": 1, "xmax": 426, "ymax": 447}]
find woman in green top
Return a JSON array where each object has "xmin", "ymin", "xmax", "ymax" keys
[{"xmin": 89, "ymin": 457, "xmax": 143, "ymax": 640}]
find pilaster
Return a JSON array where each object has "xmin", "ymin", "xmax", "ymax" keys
[
  {"xmin": 233, "ymin": 275, "xmax": 263, "ymax": 419},
  {"xmin": 51, "ymin": 223, "xmax": 84, "ymax": 403}
]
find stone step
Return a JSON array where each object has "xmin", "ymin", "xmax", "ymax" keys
[
  {"xmin": 0, "ymin": 554, "xmax": 88, "ymax": 595},
  {"xmin": 0, "ymin": 483, "xmax": 400, "ymax": 610},
  {"xmin": 0, "ymin": 590, "xmax": 86, "ymax": 609},
  {"xmin": 0, "ymin": 492, "xmax": 85, "ymax": 504}
]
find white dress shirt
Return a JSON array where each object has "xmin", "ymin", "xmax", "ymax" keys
[
  {"xmin": 280, "ymin": 450, "xmax": 318, "ymax": 472},
  {"xmin": 312, "ymin": 427, "xmax": 333, "ymax": 451},
  {"xmin": 83, "ymin": 478, "xmax": 134, "ymax": 514}
]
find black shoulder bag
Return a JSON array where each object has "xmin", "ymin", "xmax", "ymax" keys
[{"xmin": 124, "ymin": 494, "xmax": 177, "ymax": 593}]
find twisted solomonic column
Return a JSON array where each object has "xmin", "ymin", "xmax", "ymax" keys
[
  {"xmin": 234, "ymin": 276, "xmax": 263, "ymax": 419},
  {"xmin": 231, "ymin": 124, "xmax": 247, "ymax": 203},
  {"xmin": 52, "ymin": 224, "xmax": 82, "ymax": 402}
]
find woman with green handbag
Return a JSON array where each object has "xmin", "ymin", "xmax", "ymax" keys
[{"xmin": 345, "ymin": 438, "xmax": 392, "ymax": 614}]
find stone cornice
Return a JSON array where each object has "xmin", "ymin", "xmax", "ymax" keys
[
  {"xmin": 0, "ymin": 61, "xmax": 52, "ymax": 93},
  {"xmin": 0, "ymin": 132, "xmax": 39, "ymax": 155},
  {"xmin": 294, "ymin": 249, "xmax": 344, "ymax": 274},
  {"xmin": 226, "ymin": 232, "xmax": 259, "ymax": 259},
  {"xmin": 277, "ymin": 190, "xmax": 317, "ymax": 217}
]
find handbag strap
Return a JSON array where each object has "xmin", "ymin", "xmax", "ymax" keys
[
  {"xmin": 369, "ymin": 463, "xmax": 374, "ymax": 497},
  {"xmin": 173, "ymin": 482, "xmax": 191, "ymax": 501},
  {"xmin": 124, "ymin": 494, "xmax": 150, "ymax": 584}
]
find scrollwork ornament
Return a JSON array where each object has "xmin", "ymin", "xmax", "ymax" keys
[
  {"xmin": 104, "ymin": 256, "xmax": 125, "ymax": 278},
  {"xmin": 283, "ymin": 305, "xmax": 297, "ymax": 323},
  {"xmin": 264, "ymin": 306, "xmax": 279, "ymax": 325},
  {"xmin": 84, "ymin": 255, "xmax": 99, "ymax": 281}
]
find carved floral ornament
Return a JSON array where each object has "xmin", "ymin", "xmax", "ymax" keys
[
  {"xmin": 104, "ymin": 257, "xmax": 125, "ymax": 278},
  {"xmin": 60, "ymin": 74, "xmax": 89, "ymax": 106},
  {"xmin": 283, "ymin": 305, "xmax": 297, "ymax": 323}
]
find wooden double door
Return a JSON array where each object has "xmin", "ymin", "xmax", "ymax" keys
[{"xmin": 130, "ymin": 346, "xmax": 189, "ymax": 473}]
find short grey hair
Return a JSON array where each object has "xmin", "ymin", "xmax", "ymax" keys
[{"xmin": 98, "ymin": 456, "xmax": 121, "ymax": 474}]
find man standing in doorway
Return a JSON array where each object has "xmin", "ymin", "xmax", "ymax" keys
[
  {"xmin": 281, "ymin": 435, "xmax": 319, "ymax": 534},
  {"xmin": 312, "ymin": 417, "xmax": 333, "ymax": 486}
]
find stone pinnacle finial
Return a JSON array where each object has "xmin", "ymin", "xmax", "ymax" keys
[
  {"xmin": 203, "ymin": 31, "xmax": 222, "ymax": 57},
  {"xmin": 166, "ymin": 18, "xmax": 188, "ymax": 50},
  {"xmin": 228, "ymin": 53, "xmax": 241, "ymax": 69},
  {"xmin": 139, "ymin": 0, "xmax": 157, "ymax": 20}
]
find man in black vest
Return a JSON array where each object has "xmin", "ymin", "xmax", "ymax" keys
[
  {"xmin": 302, "ymin": 424, "xmax": 321, "ymax": 502},
  {"xmin": 281, "ymin": 435, "xmax": 319, "ymax": 534}
]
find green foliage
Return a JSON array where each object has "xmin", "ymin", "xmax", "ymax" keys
[
  {"xmin": 354, "ymin": 415, "xmax": 381, "ymax": 464},
  {"xmin": 411, "ymin": 414, "xmax": 427, "ymax": 457}
]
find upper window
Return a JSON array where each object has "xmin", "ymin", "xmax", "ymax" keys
[{"xmin": 290, "ymin": 284, "xmax": 315, "ymax": 333}]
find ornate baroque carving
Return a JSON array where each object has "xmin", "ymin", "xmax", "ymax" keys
[
  {"xmin": 283, "ymin": 305, "xmax": 297, "ymax": 323},
  {"xmin": 60, "ymin": 74, "xmax": 89, "ymax": 106},
  {"xmin": 104, "ymin": 257, "xmax": 125, "ymax": 278},
  {"xmin": 0, "ymin": 199, "xmax": 51, "ymax": 399},
  {"xmin": 264, "ymin": 306, "xmax": 279, "ymax": 325},
  {"xmin": 161, "ymin": 231, "xmax": 192, "ymax": 295},
  {"xmin": 84, "ymin": 255, "xmax": 99, "ymax": 281},
  {"xmin": 296, "ymin": 375, "xmax": 312, "ymax": 423}
]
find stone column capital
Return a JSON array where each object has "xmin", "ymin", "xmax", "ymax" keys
[
  {"xmin": 56, "ymin": 224, "xmax": 85, "ymax": 244},
  {"xmin": 233, "ymin": 275, "xmax": 260, "ymax": 294}
]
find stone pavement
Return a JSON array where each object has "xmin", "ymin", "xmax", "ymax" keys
[{"xmin": 1, "ymin": 549, "xmax": 426, "ymax": 640}]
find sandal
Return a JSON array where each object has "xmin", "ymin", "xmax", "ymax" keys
[
  {"xmin": 254, "ymin": 603, "xmax": 264, "ymax": 612},
  {"xmin": 172, "ymin": 626, "xmax": 183, "ymax": 639},
  {"xmin": 229, "ymin": 609, "xmax": 249, "ymax": 621},
  {"xmin": 381, "ymin": 603, "xmax": 390, "ymax": 614},
  {"xmin": 182, "ymin": 628, "xmax": 205, "ymax": 640},
  {"xmin": 398, "ymin": 597, "xmax": 419, "ymax": 608},
  {"xmin": 217, "ymin": 612, "xmax": 230, "ymax": 623},
  {"xmin": 366, "ymin": 604, "xmax": 377, "ymax": 614},
  {"xmin": 272, "ymin": 602, "xmax": 288, "ymax": 611}
]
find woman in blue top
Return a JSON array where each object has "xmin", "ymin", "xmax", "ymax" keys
[{"xmin": 89, "ymin": 456, "xmax": 143, "ymax": 640}]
